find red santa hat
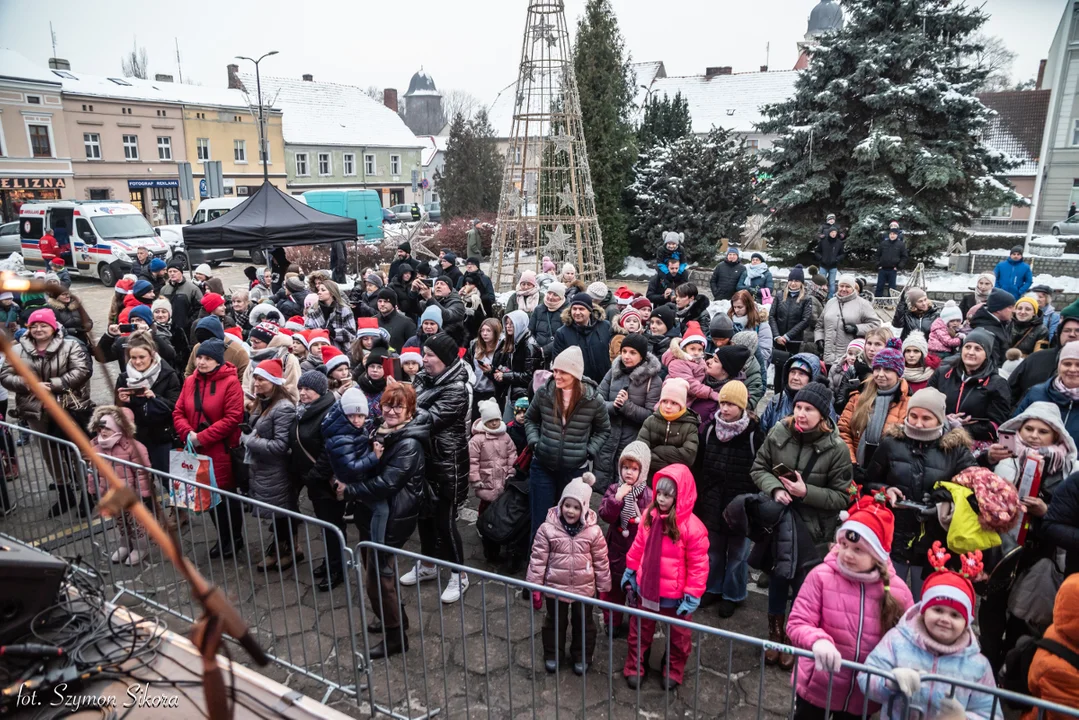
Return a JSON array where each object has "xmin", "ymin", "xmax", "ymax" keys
[
  {"xmin": 307, "ymin": 329, "xmax": 331, "ymax": 347},
  {"xmin": 252, "ymin": 358, "xmax": 285, "ymax": 386},
  {"xmin": 292, "ymin": 330, "xmax": 312, "ymax": 348},
  {"xmin": 50, "ymin": 257, "xmax": 65, "ymax": 268},
  {"xmin": 286, "ymin": 315, "xmax": 306, "ymax": 333},
  {"xmin": 115, "ymin": 278, "xmax": 135, "ymax": 295},
  {"xmin": 921, "ymin": 542, "xmax": 982, "ymax": 624},
  {"xmin": 680, "ymin": 321, "xmax": 707, "ymax": 349},
  {"xmin": 322, "ymin": 346, "xmax": 349, "ymax": 373},
  {"xmin": 356, "ymin": 316, "xmax": 388, "ymax": 340},
  {"xmin": 614, "ymin": 286, "xmax": 636, "ymax": 306},
  {"xmin": 836, "ymin": 493, "xmax": 895, "ymax": 564},
  {"xmin": 223, "ymin": 326, "xmax": 244, "ymax": 341}
]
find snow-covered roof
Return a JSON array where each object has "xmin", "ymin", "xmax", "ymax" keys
[
  {"xmin": 631, "ymin": 61, "xmax": 666, "ymax": 116},
  {"xmin": 240, "ymin": 72, "xmax": 424, "ymax": 150},
  {"xmin": 977, "ymin": 90, "xmax": 1051, "ymax": 177},
  {"xmin": 418, "ymin": 135, "xmax": 448, "ymax": 167},
  {"xmin": 647, "ymin": 70, "xmax": 799, "ymax": 135},
  {"xmin": 406, "ymin": 69, "xmax": 439, "ymax": 97},
  {"xmin": 0, "ymin": 49, "xmax": 62, "ymax": 86}
]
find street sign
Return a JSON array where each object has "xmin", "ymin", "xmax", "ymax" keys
[
  {"xmin": 178, "ymin": 162, "xmax": 194, "ymax": 201},
  {"xmin": 199, "ymin": 179, "xmax": 208, "ymax": 198},
  {"xmin": 206, "ymin": 161, "xmax": 224, "ymax": 198},
  {"xmin": 411, "ymin": 169, "xmax": 419, "ymax": 194}
]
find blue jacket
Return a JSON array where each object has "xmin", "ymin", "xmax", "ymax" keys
[
  {"xmin": 321, "ymin": 402, "xmax": 379, "ymax": 487},
  {"xmin": 759, "ymin": 352, "xmax": 834, "ymax": 435},
  {"xmin": 1043, "ymin": 305, "xmax": 1061, "ymax": 344},
  {"xmin": 1013, "ymin": 377, "xmax": 1079, "ymax": 442},
  {"xmin": 859, "ymin": 606, "xmax": 999, "ymax": 720},
  {"xmin": 994, "ymin": 257, "xmax": 1033, "ymax": 299}
]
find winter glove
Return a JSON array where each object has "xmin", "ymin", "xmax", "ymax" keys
[
  {"xmin": 532, "ymin": 591, "xmax": 543, "ymax": 611},
  {"xmin": 621, "ymin": 569, "xmax": 638, "ymax": 594},
  {"xmin": 890, "ymin": 668, "xmax": 921, "ymax": 697},
  {"xmin": 811, "ymin": 639, "xmax": 843, "ymax": 672},
  {"xmin": 843, "ymin": 323, "xmax": 858, "ymax": 336},
  {"xmin": 676, "ymin": 594, "xmax": 700, "ymax": 616},
  {"xmin": 936, "ymin": 697, "xmax": 966, "ymax": 720},
  {"xmin": 816, "ymin": 339, "xmax": 826, "ymax": 355}
]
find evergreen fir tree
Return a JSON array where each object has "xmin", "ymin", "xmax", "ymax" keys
[
  {"xmin": 757, "ymin": 0, "xmax": 1022, "ymax": 262},
  {"xmin": 573, "ymin": 0, "xmax": 637, "ymax": 275},
  {"xmin": 637, "ymin": 92, "xmax": 692, "ymax": 150},
  {"xmin": 436, "ymin": 110, "xmax": 503, "ymax": 220},
  {"xmin": 628, "ymin": 127, "xmax": 759, "ymax": 262}
]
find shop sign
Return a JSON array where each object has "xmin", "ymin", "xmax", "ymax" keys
[
  {"xmin": 0, "ymin": 177, "xmax": 66, "ymax": 190},
  {"xmin": 127, "ymin": 179, "xmax": 179, "ymax": 189}
]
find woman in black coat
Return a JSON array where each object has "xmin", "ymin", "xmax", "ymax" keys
[
  {"xmin": 289, "ymin": 371, "xmax": 338, "ymax": 589},
  {"xmin": 891, "ymin": 288, "xmax": 939, "ymax": 340},
  {"xmin": 769, "ymin": 270, "xmax": 814, "ymax": 391},
  {"xmin": 115, "ymin": 331, "xmax": 183, "ymax": 474},
  {"xmin": 492, "ymin": 310, "xmax": 541, "ymax": 420},
  {"xmin": 927, "ymin": 328, "xmax": 1010, "ymax": 444},
  {"xmin": 864, "ymin": 396, "xmax": 976, "ymax": 599}
]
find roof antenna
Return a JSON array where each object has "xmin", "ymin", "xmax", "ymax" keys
[
  {"xmin": 765, "ymin": 41, "xmax": 770, "ymax": 69},
  {"xmin": 49, "ymin": 21, "xmax": 58, "ymax": 58},
  {"xmin": 175, "ymin": 38, "xmax": 184, "ymax": 84}
]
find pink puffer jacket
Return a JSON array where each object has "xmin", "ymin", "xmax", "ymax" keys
[
  {"xmin": 786, "ymin": 549, "xmax": 914, "ymax": 714},
  {"xmin": 624, "ymin": 463, "xmax": 710, "ymax": 600},
  {"xmin": 467, "ymin": 420, "xmax": 518, "ymax": 502},
  {"xmin": 527, "ymin": 506, "xmax": 612, "ymax": 601},
  {"xmin": 662, "ymin": 344, "xmax": 718, "ymax": 403},
  {"xmin": 87, "ymin": 435, "xmax": 154, "ymax": 499},
  {"xmin": 928, "ymin": 317, "xmax": 962, "ymax": 354}
]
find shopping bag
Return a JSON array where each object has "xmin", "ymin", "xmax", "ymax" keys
[{"xmin": 168, "ymin": 442, "xmax": 221, "ymax": 513}]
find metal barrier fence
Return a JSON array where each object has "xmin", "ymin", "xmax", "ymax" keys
[{"xmin": 3, "ymin": 424, "xmax": 1079, "ymax": 719}]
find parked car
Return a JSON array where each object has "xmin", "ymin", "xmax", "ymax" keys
[
  {"xmin": 424, "ymin": 202, "xmax": 441, "ymax": 222},
  {"xmin": 1052, "ymin": 216, "xmax": 1079, "ymax": 236},
  {"xmin": 381, "ymin": 207, "xmax": 398, "ymax": 224},
  {"xmin": 388, "ymin": 204, "xmax": 415, "ymax": 222},
  {"xmin": 0, "ymin": 221, "xmax": 21, "ymax": 256},
  {"xmin": 301, "ymin": 190, "xmax": 384, "ymax": 242}
]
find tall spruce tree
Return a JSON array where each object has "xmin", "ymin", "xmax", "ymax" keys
[
  {"xmin": 637, "ymin": 92, "xmax": 692, "ymax": 150},
  {"xmin": 757, "ymin": 0, "xmax": 1021, "ymax": 262},
  {"xmin": 628, "ymin": 127, "xmax": 759, "ymax": 262},
  {"xmin": 573, "ymin": 0, "xmax": 637, "ymax": 275},
  {"xmin": 436, "ymin": 110, "xmax": 503, "ymax": 220}
]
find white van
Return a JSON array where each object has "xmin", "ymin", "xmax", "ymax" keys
[
  {"xmin": 19, "ymin": 200, "xmax": 171, "ymax": 286},
  {"xmin": 187, "ymin": 197, "xmax": 265, "ymax": 264}
]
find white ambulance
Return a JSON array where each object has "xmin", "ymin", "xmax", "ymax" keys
[{"xmin": 19, "ymin": 200, "xmax": 171, "ymax": 286}]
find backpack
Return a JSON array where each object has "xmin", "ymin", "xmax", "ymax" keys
[
  {"xmin": 1002, "ymin": 633, "xmax": 1079, "ymax": 709},
  {"xmin": 478, "ymin": 448, "xmax": 532, "ymax": 547}
]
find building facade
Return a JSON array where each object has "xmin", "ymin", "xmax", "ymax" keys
[
  {"xmin": 401, "ymin": 69, "xmax": 444, "ymax": 137},
  {"xmin": 0, "ymin": 51, "xmax": 74, "ymax": 223},
  {"xmin": 1038, "ymin": 1, "xmax": 1079, "ymax": 219}
]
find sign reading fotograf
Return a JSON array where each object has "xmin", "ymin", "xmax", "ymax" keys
[
  {"xmin": 0, "ymin": 177, "xmax": 67, "ymax": 189},
  {"xmin": 127, "ymin": 179, "xmax": 179, "ymax": 189}
]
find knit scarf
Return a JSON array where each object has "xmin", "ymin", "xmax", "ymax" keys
[
  {"xmin": 746, "ymin": 263, "xmax": 768, "ymax": 280},
  {"xmin": 660, "ymin": 407, "xmax": 687, "ymax": 422},
  {"xmin": 559, "ymin": 508, "xmax": 584, "ymax": 537},
  {"xmin": 125, "ymin": 355, "xmax": 162, "ymax": 391},
  {"xmin": 1015, "ymin": 437, "xmax": 1070, "ymax": 475},
  {"xmin": 713, "ymin": 412, "xmax": 750, "ymax": 442},
  {"xmin": 858, "ymin": 383, "xmax": 900, "ymax": 465},
  {"xmin": 903, "ymin": 365, "xmax": 934, "ymax": 384},
  {"xmin": 544, "ymin": 294, "xmax": 564, "ymax": 312},
  {"xmin": 974, "ymin": 286, "xmax": 991, "ymax": 305},
  {"xmin": 515, "ymin": 284, "xmax": 539, "ymax": 313},
  {"xmin": 731, "ymin": 314, "xmax": 748, "ymax": 331},
  {"xmin": 904, "ymin": 420, "xmax": 945, "ymax": 443},
  {"xmin": 638, "ymin": 511, "xmax": 670, "ymax": 611},
  {"xmin": 1052, "ymin": 376, "xmax": 1079, "ymax": 402},
  {"xmin": 914, "ymin": 614, "xmax": 972, "ymax": 656},
  {"xmin": 618, "ymin": 482, "xmax": 647, "ymax": 537}
]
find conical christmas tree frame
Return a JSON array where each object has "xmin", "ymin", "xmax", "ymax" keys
[{"xmin": 491, "ymin": 0, "xmax": 605, "ymax": 290}]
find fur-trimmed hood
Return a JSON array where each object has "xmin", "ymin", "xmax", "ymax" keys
[
  {"xmin": 560, "ymin": 304, "xmax": 606, "ymax": 327},
  {"xmin": 89, "ymin": 405, "xmax": 137, "ymax": 438},
  {"xmin": 998, "ymin": 400, "xmax": 1078, "ymax": 465},
  {"xmin": 663, "ymin": 339, "xmax": 700, "ymax": 364},
  {"xmin": 883, "ymin": 422, "xmax": 973, "ymax": 451},
  {"xmin": 46, "ymin": 295, "xmax": 81, "ymax": 311},
  {"xmin": 609, "ymin": 352, "xmax": 662, "ymax": 385}
]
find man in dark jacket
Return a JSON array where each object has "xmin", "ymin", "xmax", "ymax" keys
[
  {"xmin": 329, "ymin": 240, "xmax": 348, "ymax": 284},
  {"xmin": 414, "ymin": 276, "xmax": 467, "ymax": 347},
  {"xmin": 815, "ymin": 219, "xmax": 845, "ymax": 298},
  {"xmin": 874, "ymin": 224, "xmax": 909, "ymax": 298},
  {"xmin": 670, "ymin": 282, "xmax": 711, "ymax": 334},
  {"xmin": 376, "ymin": 287, "xmax": 417, "ymax": 351},
  {"xmin": 389, "ymin": 242, "xmax": 414, "ymax": 282},
  {"xmin": 970, "ymin": 288, "xmax": 1015, "ymax": 368},
  {"xmin": 131, "ymin": 246, "xmax": 154, "ymax": 281},
  {"xmin": 439, "ymin": 252, "xmax": 463, "ymax": 288},
  {"xmin": 1009, "ymin": 314, "xmax": 1079, "ymax": 404},
  {"xmin": 460, "ymin": 258, "xmax": 496, "ymax": 314},
  {"xmin": 646, "ymin": 259, "xmax": 687, "ymax": 306},
  {"xmin": 710, "ymin": 246, "xmax": 747, "ymax": 302},
  {"xmin": 290, "ymin": 371, "xmax": 339, "ymax": 588},
  {"xmin": 530, "ymin": 281, "xmax": 567, "ymax": 366},
  {"xmin": 552, "ymin": 293, "xmax": 613, "ymax": 383},
  {"xmin": 1042, "ymin": 470, "xmax": 1079, "ymax": 576},
  {"xmin": 161, "ymin": 262, "xmax": 203, "ymax": 337}
]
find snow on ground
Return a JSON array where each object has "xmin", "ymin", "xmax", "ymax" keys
[
  {"xmin": 620, "ymin": 256, "xmax": 653, "ymax": 278},
  {"xmin": 496, "ymin": 290, "xmax": 514, "ymax": 306},
  {"xmin": 896, "ymin": 269, "xmax": 1079, "ymax": 294}
]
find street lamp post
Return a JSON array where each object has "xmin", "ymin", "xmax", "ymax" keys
[{"xmin": 235, "ymin": 51, "xmax": 278, "ymax": 184}]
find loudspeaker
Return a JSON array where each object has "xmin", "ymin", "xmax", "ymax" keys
[{"xmin": 0, "ymin": 542, "xmax": 67, "ymax": 643}]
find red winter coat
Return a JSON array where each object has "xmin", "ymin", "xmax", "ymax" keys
[
  {"xmin": 624, "ymin": 463, "xmax": 709, "ymax": 600},
  {"xmin": 172, "ymin": 362, "xmax": 244, "ymax": 490},
  {"xmin": 38, "ymin": 232, "xmax": 59, "ymax": 263}
]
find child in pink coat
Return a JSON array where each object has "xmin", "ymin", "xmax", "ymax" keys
[
  {"xmin": 87, "ymin": 405, "xmax": 154, "ymax": 566},
  {"xmin": 786, "ymin": 495, "xmax": 915, "ymax": 720},
  {"xmin": 526, "ymin": 472, "xmax": 611, "ymax": 677},
  {"xmin": 928, "ymin": 301, "xmax": 964, "ymax": 360},
  {"xmin": 469, "ymin": 398, "xmax": 518, "ymax": 563},
  {"xmin": 661, "ymin": 322, "xmax": 719, "ymax": 404},
  {"xmin": 621, "ymin": 463, "xmax": 709, "ymax": 691}
]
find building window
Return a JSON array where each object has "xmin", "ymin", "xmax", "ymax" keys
[
  {"xmin": 26, "ymin": 95, "xmax": 41, "ymax": 104},
  {"xmin": 234, "ymin": 139, "xmax": 247, "ymax": 163},
  {"xmin": 123, "ymin": 134, "xmax": 139, "ymax": 160},
  {"xmin": 83, "ymin": 132, "xmax": 101, "ymax": 160},
  {"xmin": 295, "ymin": 152, "xmax": 309, "ymax": 176},
  {"xmin": 88, "ymin": 189, "xmax": 109, "ymax": 200},
  {"xmin": 512, "ymin": 146, "xmax": 521, "ymax": 164},
  {"xmin": 157, "ymin": 136, "xmax": 172, "ymax": 161},
  {"xmin": 29, "ymin": 125, "xmax": 52, "ymax": 157},
  {"xmin": 1073, "ymin": 120, "xmax": 1079, "ymax": 147},
  {"xmin": 364, "ymin": 154, "xmax": 376, "ymax": 175},
  {"xmin": 343, "ymin": 153, "xmax": 355, "ymax": 176},
  {"xmin": 259, "ymin": 146, "xmax": 270, "ymax": 164},
  {"xmin": 318, "ymin": 153, "xmax": 331, "ymax": 176},
  {"xmin": 234, "ymin": 115, "xmax": 242, "ymax": 122},
  {"xmin": 746, "ymin": 138, "xmax": 760, "ymax": 155},
  {"xmin": 196, "ymin": 112, "xmax": 206, "ymax": 120},
  {"xmin": 390, "ymin": 155, "xmax": 401, "ymax": 175},
  {"xmin": 196, "ymin": 138, "xmax": 210, "ymax": 162}
]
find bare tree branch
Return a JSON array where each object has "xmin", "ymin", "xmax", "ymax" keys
[
  {"xmin": 442, "ymin": 89, "xmax": 483, "ymax": 122},
  {"xmin": 966, "ymin": 33, "xmax": 1016, "ymax": 93},
  {"xmin": 121, "ymin": 41, "xmax": 149, "ymax": 80},
  {"xmin": 364, "ymin": 85, "xmax": 383, "ymax": 102}
]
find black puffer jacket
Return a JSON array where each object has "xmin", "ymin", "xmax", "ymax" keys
[
  {"xmin": 710, "ymin": 259, "xmax": 746, "ymax": 301},
  {"xmin": 529, "ymin": 301, "xmax": 567, "ymax": 365},
  {"xmin": 287, "ymin": 392, "xmax": 335, "ymax": 494},
  {"xmin": 1008, "ymin": 345, "xmax": 1061, "ymax": 405},
  {"xmin": 969, "ymin": 305, "xmax": 1010, "ymax": 368},
  {"xmin": 928, "ymin": 356, "xmax": 1011, "ymax": 443},
  {"xmin": 594, "ymin": 353, "xmax": 663, "ymax": 490},
  {"xmin": 876, "ymin": 236, "xmax": 909, "ymax": 270},
  {"xmin": 645, "ymin": 271, "xmax": 686, "ymax": 307},
  {"xmin": 100, "ymin": 330, "xmax": 177, "ymax": 367},
  {"xmin": 815, "ymin": 233, "xmax": 845, "ymax": 268},
  {"xmin": 696, "ymin": 416, "xmax": 761, "ymax": 532},
  {"xmin": 525, "ymin": 375, "xmax": 611, "ymax": 474},
  {"xmin": 551, "ymin": 306, "xmax": 613, "ymax": 384},
  {"xmin": 413, "ymin": 359, "xmax": 472, "ymax": 503},
  {"xmin": 864, "ymin": 424, "xmax": 976, "ymax": 563},
  {"xmin": 115, "ymin": 361, "xmax": 183, "ymax": 449},
  {"xmin": 424, "ymin": 292, "xmax": 467, "ymax": 347},
  {"xmin": 892, "ymin": 298, "xmax": 940, "ymax": 340},
  {"xmin": 492, "ymin": 329, "xmax": 541, "ymax": 408},
  {"xmin": 769, "ymin": 288, "xmax": 813, "ymax": 343},
  {"xmin": 672, "ymin": 295, "xmax": 712, "ymax": 335},
  {"xmin": 341, "ymin": 416, "xmax": 429, "ymax": 549}
]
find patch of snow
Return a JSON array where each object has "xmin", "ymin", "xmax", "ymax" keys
[
  {"xmin": 619, "ymin": 256, "xmax": 653, "ymax": 278},
  {"xmin": 895, "ymin": 269, "xmax": 1079, "ymax": 294},
  {"xmin": 496, "ymin": 291, "xmax": 514, "ymax": 306}
]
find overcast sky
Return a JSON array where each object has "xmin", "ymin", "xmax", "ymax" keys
[{"xmin": 0, "ymin": 0, "xmax": 1064, "ymax": 107}]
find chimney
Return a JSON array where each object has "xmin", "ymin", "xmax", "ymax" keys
[
  {"xmin": 383, "ymin": 88, "xmax": 399, "ymax": 113},
  {"xmin": 1037, "ymin": 59, "xmax": 1047, "ymax": 90},
  {"xmin": 760, "ymin": 65, "xmax": 768, "ymax": 73},
  {"xmin": 227, "ymin": 63, "xmax": 243, "ymax": 90},
  {"xmin": 705, "ymin": 66, "xmax": 733, "ymax": 78},
  {"xmin": 48, "ymin": 57, "xmax": 70, "ymax": 70},
  {"xmin": 154, "ymin": 73, "xmax": 174, "ymax": 82},
  {"xmin": 302, "ymin": 74, "xmax": 313, "ymax": 82}
]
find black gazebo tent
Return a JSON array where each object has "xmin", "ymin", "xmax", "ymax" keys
[{"xmin": 183, "ymin": 182, "xmax": 356, "ymax": 251}]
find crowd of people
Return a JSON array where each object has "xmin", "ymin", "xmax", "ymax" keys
[{"xmin": 1, "ymin": 229, "xmax": 1078, "ymax": 715}]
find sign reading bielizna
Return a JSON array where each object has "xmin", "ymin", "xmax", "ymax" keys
[{"xmin": 0, "ymin": 177, "xmax": 67, "ymax": 189}]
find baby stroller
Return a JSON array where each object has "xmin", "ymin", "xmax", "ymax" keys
[{"xmin": 478, "ymin": 447, "xmax": 532, "ymax": 575}]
